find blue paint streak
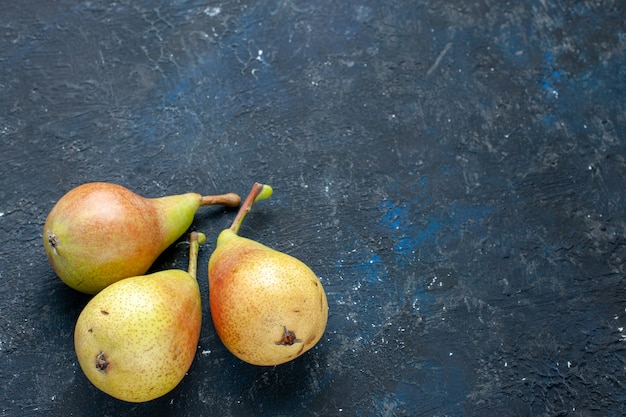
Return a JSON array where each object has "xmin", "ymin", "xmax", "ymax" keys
[
  {"xmin": 412, "ymin": 282, "xmax": 437, "ymax": 314},
  {"xmin": 160, "ymin": 77, "xmax": 192, "ymax": 110},
  {"xmin": 375, "ymin": 175, "xmax": 495, "ymax": 319},
  {"xmin": 336, "ymin": 227, "xmax": 388, "ymax": 287},
  {"xmin": 539, "ymin": 51, "xmax": 568, "ymax": 101},
  {"xmin": 379, "ymin": 197, "xmax": 493, "ymax": 259},
  {"xmin": 544, "ymin": 114, "xmax": 553, "ymax": 126},
  {"xmin": 354, "ymin": 253, "xmax": 386, "ymax": 285}
]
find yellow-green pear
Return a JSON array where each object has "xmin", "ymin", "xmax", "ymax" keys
[
  {"xmin": 208, "ymin": 183, "xmax": 328, "ymax": 366},
  {"xmin": 43, "ymin": 182, "xmax": 240, "ymax": 294},
  {"xmin": 74, "ymin": 231, "xmax": 205, "ymax": 403}
]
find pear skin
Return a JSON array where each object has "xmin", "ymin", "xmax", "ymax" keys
[
  {"xmin": 43, "ymin": 182, "xmax": 239, "ymax": 294},
  {"xmin": 208, "ymin": 183, "xmax": 329, "ymax": 366},
  {"xmin": 209, "ymin": 230, "xmax": 328, "ymax": 366},
  {"xmin": 74, "ymin": 232, "xmax": 204, "ymax": 402}
]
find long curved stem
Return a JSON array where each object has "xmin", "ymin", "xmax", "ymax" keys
[{"xmin": 229, "ymin": 183, "xmax": 273, "ymax": 234}]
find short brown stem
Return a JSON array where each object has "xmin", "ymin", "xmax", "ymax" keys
[
  {"xmin": 200, "ymin": 193, "xmax": 241, "ymax": 207},
  {"xmin": 188, "ymin": 231, "xmax": 201, "ymax": 278}
]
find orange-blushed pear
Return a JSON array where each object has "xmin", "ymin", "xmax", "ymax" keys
[{"xmin": 208, "ymin": 183, "xmax": 328, "ymax": 366}]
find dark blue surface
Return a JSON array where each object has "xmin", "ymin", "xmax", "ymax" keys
[{"xmin": 1, "ymin": 0, "xmax": 625, "ymax": 416}]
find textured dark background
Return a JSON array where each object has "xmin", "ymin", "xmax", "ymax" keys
[{"xmin": 1, "ymin": 1, "xmax": 626, "ymax": 416}]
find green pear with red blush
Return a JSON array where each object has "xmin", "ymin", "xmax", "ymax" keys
[
  {"xmin": 74, "ymin": 231, "xmax": 205, "ymax": 402},
  {"xmin": 44, "ymin": 182, "xmax": 240, "ymax": 294}
]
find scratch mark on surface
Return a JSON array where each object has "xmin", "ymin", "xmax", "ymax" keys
[{"xmin": 427, "ymin": 42, "xmax": 452, "ymax": 76}]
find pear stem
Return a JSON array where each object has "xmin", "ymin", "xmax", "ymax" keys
[
  {"xmin": 200, "ymin": 193, "xmax": 241, "ymax": 207},
  {"xmin": 187, "ymin": 231, "xmax": 206, "ymax": 279},
  {"xmin": 229, "ymin": 183, "xmax": 273, "ymax": 234}
]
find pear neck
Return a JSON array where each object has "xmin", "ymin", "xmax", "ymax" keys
[
  {"xmin": 153, "ymin": 194, "xmax": 202, "ymax": 250},
  {"xmin": 216, "ymin": 229, "xmax": 237, "ymax": 247}
]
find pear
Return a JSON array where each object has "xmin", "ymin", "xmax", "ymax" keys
[
  {"xmin": 208, "ymin": 183, "xmax": 328, "ymax": 366},
  {"xmin": 74, "ymin": 231, "xmax": 205, "ymax": 403},
  {"xmin": 43, "ymin": 182, "xmax": 240, "ymax": 294}
]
